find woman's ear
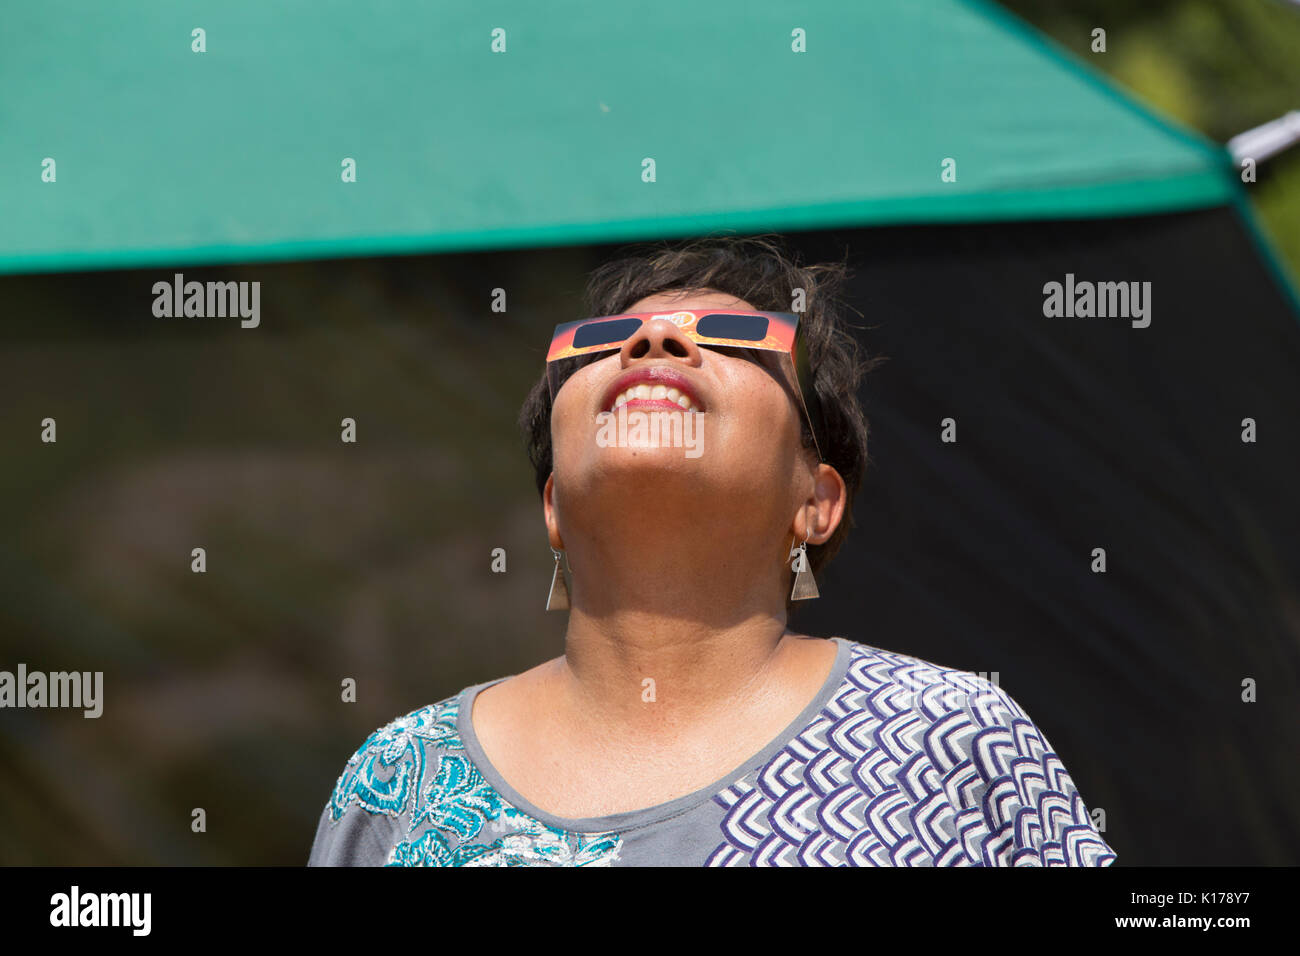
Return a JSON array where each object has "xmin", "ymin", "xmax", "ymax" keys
[
  {"xmin": 799, "ymin": 463, "xmax": 846, "ymax": 546},
  {"xmin": 543, "ymin": 472, "xmax": 564, "ymax": 551}
]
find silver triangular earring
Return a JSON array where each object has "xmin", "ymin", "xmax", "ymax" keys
[
  {"xmin": 546, "ymin": 547, "xmax": 571, "ymax": 611},
  {"xmin": 789, "ymin": 534, "xmax": 819, "ymax": 601}
]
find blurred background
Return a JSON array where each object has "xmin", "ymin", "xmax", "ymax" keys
[{"xmin": 1, "ymin": 1, "xmax": 1297, "ymax": 866}]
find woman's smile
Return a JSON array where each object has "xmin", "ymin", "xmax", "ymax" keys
[{"xmin": 601, "ymin": 364, "xmax": 706, "ymax": 414}]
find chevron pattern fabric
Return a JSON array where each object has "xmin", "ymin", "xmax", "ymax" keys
[{"xmin": 706, "ymin": 643, "xmax": 1116, "ymax": 866}]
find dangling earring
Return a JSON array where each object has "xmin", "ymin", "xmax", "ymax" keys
[
  {"xmin": 546, "ymin": 547, "xmax": 571, "ymax": 611},
  {"xmin": 789, "ymin": 533, "xmax": 819, "ymax": 601}
]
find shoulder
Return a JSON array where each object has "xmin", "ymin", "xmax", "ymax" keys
[
  {"xmin": 831, "ymin": 638, "xmax": 1019, "ymax": 727},
  {"xmin": 833, "ymin": 637, "xmax": 1033, "ymax": 711},
  {"xmin": 324, "ymin": 691, "xmax": 469, "ymax": 826},
  {"xmin": 828, "ymin": 639, "xmax": 1116, "ymax": 866},
  {"xmin": 309, "ymin": 689, "xmax": 483, "ymax": 866},
  {"xmin": 832, "ymin": 639, "xmax": 1062, "ymax": 769}
]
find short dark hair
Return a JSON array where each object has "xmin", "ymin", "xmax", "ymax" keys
[{"xmin": 518, "ymin": 233, "xmax": 880, "ymax": 608}]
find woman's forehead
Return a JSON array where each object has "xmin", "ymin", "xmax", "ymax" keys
[{"xmin": 626, "ymin": 289, "xmax": 756, "ymax": 313}]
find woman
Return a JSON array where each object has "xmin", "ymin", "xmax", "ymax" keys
[{"xmin": 308, "ymin": 235, "xmax": 1117, "ymax": 867}]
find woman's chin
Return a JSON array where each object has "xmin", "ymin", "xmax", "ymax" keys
[
  {"xmin": 559, "ymin": 446, "xmax": 710, "ymax": 504},
  {"xmin": 589, "ymin": 407, "xmax": 708, "ymax": 463},
  {"xmin": 590, "ymin": 443, "xmax": 705, "ymax": 473}
]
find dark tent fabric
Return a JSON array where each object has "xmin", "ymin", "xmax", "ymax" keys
[
  {"xmin": 1, "ymin": 0, "xmax": 1297, "ymax": 867},
  {"xmin": 786, "ymin": 208, "xmax": 1300, "ymax": 865}
]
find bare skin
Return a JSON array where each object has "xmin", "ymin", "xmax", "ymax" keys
[{"xmin": 472, "ymin": 289, "xmax": 848, "ymax": 818}]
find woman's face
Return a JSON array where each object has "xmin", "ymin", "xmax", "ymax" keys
[{"xmin": 545, "ymin": 288, "xmax": 819, "ymax": 558}]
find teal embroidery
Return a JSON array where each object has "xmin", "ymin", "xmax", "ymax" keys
[
  {"xmin": 330, "ymin": 698, "xmax": 624, "ymax": 867},
  {"xmin": 386, "ymin": 828, "xmax": 496, "ymax": 867},
  {"xmin": 387, "ymin": 805, "xmax": 622, "ymax": 867},
  {"xmin": 409, "ymin": 754, "xmax": 505, "ymax": 839},
  {"xmin": 328, "ymin": 701, "xmax": 459, "ymax": 822}
]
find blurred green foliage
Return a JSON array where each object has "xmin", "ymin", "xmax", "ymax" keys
[{"xmin": 999, "ymin": 0, "xmax": 1300, "ymax": 281}]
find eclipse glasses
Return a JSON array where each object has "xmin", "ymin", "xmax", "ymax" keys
[{"xmin": 545, "ymin": 309, "xmax": 825, "ymax": 462}]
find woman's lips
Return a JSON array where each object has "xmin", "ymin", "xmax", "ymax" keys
[
  {"xmin": 610, "ymin": 387, "xmax": 699, "ymax": 413},
  {"xmin": 602, "ymin": 366, "xmax": 705, "ymax": 413}
]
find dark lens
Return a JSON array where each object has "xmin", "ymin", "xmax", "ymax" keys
[
  {"xmin": 572, "ymin": 317, "xmax": 642, "ymax": 349},
  {"xmin": 697, "ymin": 313, "xmax": 768, "ymax": 341}
]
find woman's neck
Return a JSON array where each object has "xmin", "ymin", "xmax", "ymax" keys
[
  {"xmin": 546, "ymin": 606, "xmax": 824, "ymax": 752},
  {"xmin": 544, "ymin": 494, "xmax": 816, "ymax": 746}
]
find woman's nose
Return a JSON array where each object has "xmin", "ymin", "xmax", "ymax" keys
[{"xmin": 619, "ymin": 318, "xmax": 703, "ymax": 365}]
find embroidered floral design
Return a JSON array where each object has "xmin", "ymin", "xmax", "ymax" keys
[
  {"xmin": 330, "ymin": 698, "xmax": 623, "ymax": 867},
  {"xmin": 387, "ymin": 806, "xmax": 621, "ymax": 867},
  {"xmin": 328, "ymin": 701, "xmax": 460, "ymax": 822}
]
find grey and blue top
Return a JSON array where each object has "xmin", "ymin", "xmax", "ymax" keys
[{"xmin": 308, "ymin": 636, "xmax": 1118, "ymax": 866}]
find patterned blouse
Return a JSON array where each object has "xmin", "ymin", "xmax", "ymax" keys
[{"xmin": 308, "ymin": 637, "xmax": 1117, "ymax": 866}]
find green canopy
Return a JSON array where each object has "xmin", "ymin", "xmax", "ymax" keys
[{"xmin": 0, "ymin": 0, "xmax": 1237, "ymax": 274}]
